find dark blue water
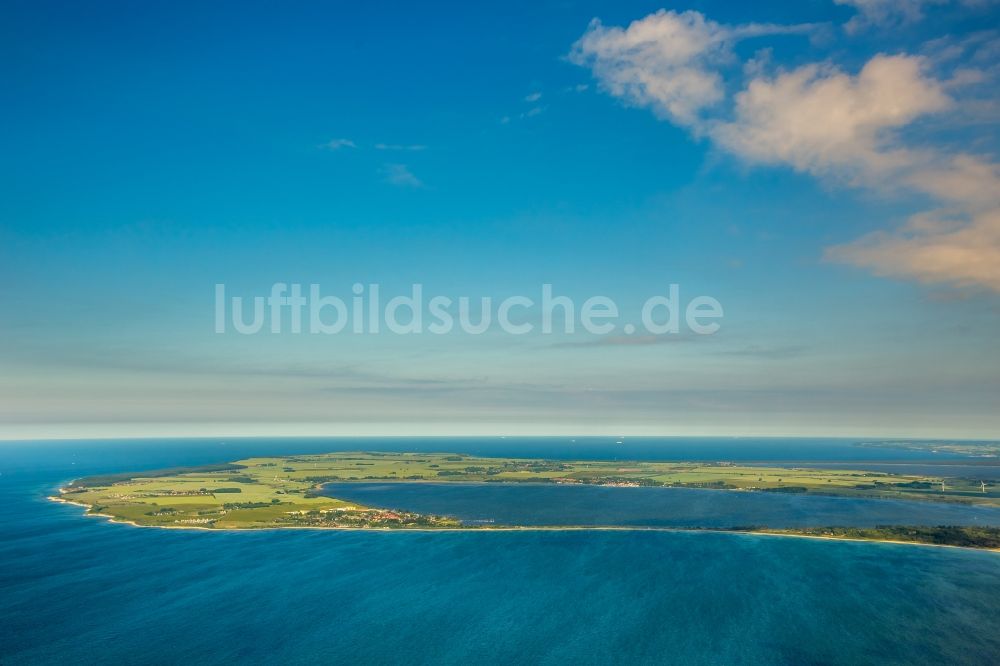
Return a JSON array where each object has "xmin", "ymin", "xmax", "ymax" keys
[
  {"xmin": 2, "ymin": 438, "xmax": 1000, "ymax": 664},
  {"xmin": 320, "ymin": 482, "xmax": 1000, "ymax": 528}
]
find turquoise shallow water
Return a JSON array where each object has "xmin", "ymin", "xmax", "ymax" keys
[{"xmin": 2, "ymin": 439, "xmax": 1000, "ymax": 664}]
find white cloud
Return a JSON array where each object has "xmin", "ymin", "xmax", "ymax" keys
[
  {"xmin": 502, "ymin": 107, "xmax": 546, "ymax": 123},
  {"xmin": 711, "ymin": 55, "xmax": 951, "ymax": 184},
  {"xmin": 834, "ymin": 0, "xmax": 946, "ymax": 32},
  {"xmin": 324, "ymin": 138, "xmax": 357, "ymax": 150},
  {"xmin": 375, "ymin": 143, "xmax": 427, "ymax": 151},
  {"xmin": 835, "ymin": 0, "xmax": 997, "ymax": 32},
  {"xmin": 829, "ymin": 157, "xmax": 1000, "ymax": 291},
  {"xmin": 382, "ymin": 163, "xmax": 423, "ymax": 188},
  {"xmin": 569, "ymin": 11, "xmax": 728, "ymax": 126},
  {"xmin": 524, "ymin": 92, "xmax": 543, "ymax": 102},
  {"xmin": 570, "ymin": 10, "xmax": 813, "ymax": 127},
  {"xmin": 828, "ymin": 207, "xmax": 1000, "ymax": 291},
  {"xmin": 906, "ymin": 154, "xmax": 1000, "ymax": 210}
]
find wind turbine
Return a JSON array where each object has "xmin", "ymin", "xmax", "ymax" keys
[{"xmin": 982, "ymin": 481, "xmax": 988, "ymax": 494}]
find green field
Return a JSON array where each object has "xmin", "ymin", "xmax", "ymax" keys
[{"xmin": 54, "ymin": 451, "xmax": 1000, "ymax": 531}]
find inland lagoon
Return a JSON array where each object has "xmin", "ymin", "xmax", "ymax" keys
[{"xmin": 319, "ymin": 481, "xmax": 1000, "ymax": 529}]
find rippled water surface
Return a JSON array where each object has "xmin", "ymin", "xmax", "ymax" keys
[{"xmin": 2, "ymin": 438, "xmax": 999, "ymax": 664}]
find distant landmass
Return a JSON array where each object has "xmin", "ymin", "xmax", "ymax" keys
[{"xmin": 855, "ymin": 440, "xmax": 1000, "ymax": 457}]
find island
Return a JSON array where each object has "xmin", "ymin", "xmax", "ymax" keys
[{"xmin": 52, "ymin": 451, "xmax": 1000, "ymax": 549}]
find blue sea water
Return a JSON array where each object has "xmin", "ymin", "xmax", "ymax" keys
[{"xmin": 2, "ymin": 438, "xmax": 1000, "ymax": 664}]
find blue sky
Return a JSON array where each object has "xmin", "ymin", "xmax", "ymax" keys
[{"xmin": 2, "ymin": 0, "xmax": 999, "ymax": 439}]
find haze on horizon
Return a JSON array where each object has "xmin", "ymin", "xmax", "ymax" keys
[{"xmin": 2, "ymin": 0, "xmax": 999, "ymax": 441}]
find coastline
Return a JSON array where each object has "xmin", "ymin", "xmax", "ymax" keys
[{"xmin": 47, "ymin": 493, "xmax": 1000, "ymax": 553}]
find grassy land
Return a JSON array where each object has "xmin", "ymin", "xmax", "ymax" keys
[{"xmin": 54, "ymin": 451, "xmax": 1000, "ymax": 532}]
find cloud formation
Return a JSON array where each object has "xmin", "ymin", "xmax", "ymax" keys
[
  {"xmin": 712, "ymin": 55, "xmax": 950, "ymax": 183},
  {"xmin": 324, "ymin": 138, "xmax": 357, "ymax": 150},
  {"xmin": 828, "ymin": 213, "xmax": 1000, "ymax": 290},
  {"xmin": 375, "ymin": 143, "xmax": 427, "ymax": 151},
  {"xmin": 572, "ymin": 8, "xmax": 1000, "ymax": 293},
  {"xmin": 834, "ymin": 0, "xmax": 997, "ymax": 32},
  {"xmin": 382, "ymin": 163, "xmax": 423, "ymax": 188},
  {"xmin": 834, "ymin": 0, "xmax": 946, "ymax": 32},
  {"xmin": 570, "ymin": 10, "xmax": 813, "ymax": 126}
]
